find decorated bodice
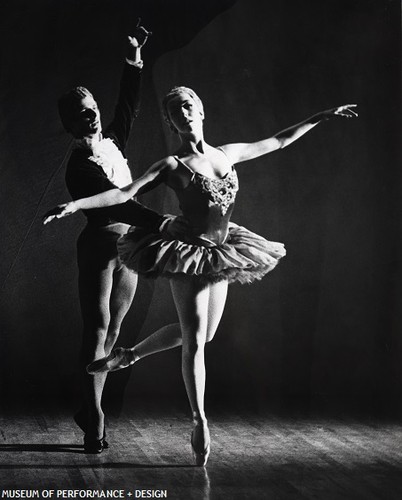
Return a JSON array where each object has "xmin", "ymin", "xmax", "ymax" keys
[
  {"xmin": 173, "ymin": 156, "xmax": 239, "ymax": 246},
  {"xmin": 191, "ymin": 168, "xmax": 239, "ymax": 216}
]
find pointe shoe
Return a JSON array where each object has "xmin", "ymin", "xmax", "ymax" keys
[
  {"xmin": 191, "ymin": 422, "xmax": 211, "ymax": 467},
  {"xmin": 86, "ymin": 347, "xmax": 136, "ymax": 374},
  {"xmin": 74, "ymin": 411, "xmax": 109, "ymax": 449}
]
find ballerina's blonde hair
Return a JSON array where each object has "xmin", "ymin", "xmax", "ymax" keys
[{"xmin": 162, "ymin": 86, "xmax": 204, "ymax": 133}]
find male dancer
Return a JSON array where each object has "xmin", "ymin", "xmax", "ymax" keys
[{"xmin": 57, "ymin": 24, "xmax": 184, "ymax": 453}]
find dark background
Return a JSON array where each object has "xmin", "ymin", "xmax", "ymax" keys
[{"xmin": 0, "ymin": 0, "xmax": 400, "ymax": 416}]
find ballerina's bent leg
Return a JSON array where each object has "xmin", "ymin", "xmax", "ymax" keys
[{"xmin": 87, "ymin": 322, "xmax": 183, "ymax": 373}]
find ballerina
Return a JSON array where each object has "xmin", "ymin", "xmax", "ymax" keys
[{"xmin": 44, "ymin": 86, "xmax": 357, "ymax": 465}]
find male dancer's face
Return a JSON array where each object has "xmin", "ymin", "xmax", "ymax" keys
[{"xmin": 69, "ymin": 95, "xmax": 102, "ymax": 139}]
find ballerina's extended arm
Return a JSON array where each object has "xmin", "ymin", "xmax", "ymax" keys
[
  {"xmin": 221, "ymin": 104, "xmax": 358, "ymax": 164},
  {"xmin": 43, "ymin": 159, "xmax": 169, "ymax": 224}
]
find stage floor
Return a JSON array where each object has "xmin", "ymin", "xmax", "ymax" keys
[{"xmin": 0, "ymin": 401, "xmax": 401, "ymax": 499}]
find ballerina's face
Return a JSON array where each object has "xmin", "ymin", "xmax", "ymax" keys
[
  {"xmin": 166, "ymin": 93, "xmax": 204, "ymax": 134},
  {"xmin": 69, "ymin": 95, "xmax": 102, "ymax": 139}
]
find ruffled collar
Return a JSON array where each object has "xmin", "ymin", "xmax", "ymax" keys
[{"xmin": 75, "ymin": 136, "xmax": 132, "ymax": 187}]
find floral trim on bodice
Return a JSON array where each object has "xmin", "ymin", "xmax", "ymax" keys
[{"xmin": 193, "ymin": 169, "xmax": 239, "ymax": 216}]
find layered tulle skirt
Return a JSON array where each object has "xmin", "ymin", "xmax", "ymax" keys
[{"xmin": 117, "ymin": 222, "xmax": 286, "ymax": 284}]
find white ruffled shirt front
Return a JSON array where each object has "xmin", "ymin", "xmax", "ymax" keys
[
  {"xmin": 77, "ymin": 137, "xmax": 133, "ymax": 188},
  {"xmin": 89, "ymin": 138, "xmax": 133, "ymax": 188}
]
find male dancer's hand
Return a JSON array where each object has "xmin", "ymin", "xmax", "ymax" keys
[
  {"xmin": 128, "ymin": 19, "xmax": 152, "ymax": 48},
  {"xmin": 126, "ymin": 19, "xmax": 151, "ymax": 64}
]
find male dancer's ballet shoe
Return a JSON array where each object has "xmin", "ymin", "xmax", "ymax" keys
[
  {"xmin": 86, "ymin": 347, "xmax": 136, "ymax": 374},
  {"xmin": 101, "ymin": 429, "xmax": 109, "ymax": 449},
  {"xmin": 74, "ymin": 411, "xmax": 109, "ymax": 449},
  {"xmin": 84, "ymin": 434, "xmax": 107, "ymax": 454},
  {"xmin": 191, "ymin": 422, "xmax": 211, "ymax": 467}
]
